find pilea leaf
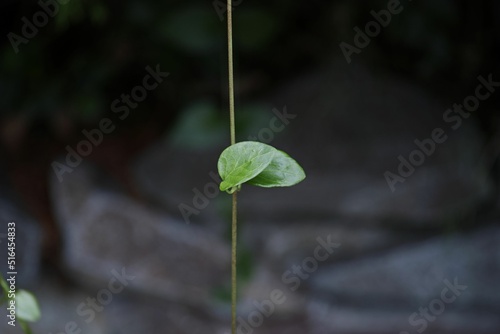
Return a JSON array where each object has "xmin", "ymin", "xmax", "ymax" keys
[
  {"xmin": 217, "ymin": 141, "xmax": 305, "ymax": 193},
  {"xmin": 246, "ymin": 149, "xmax": 305, "ymax": 188},
  {"xmin": 16, "ymin": 290, "xmax": 41, "ymax": 323},
  {"xmin": 218, "ymin": 141, "xmax": 275, "ymax": 192}
]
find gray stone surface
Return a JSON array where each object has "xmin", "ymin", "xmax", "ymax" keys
[
  {"xmin": 133, "ymin": 143, "xmax": 226, "ymax": 226},
  {"xmin": 308, "ymin": 226, "xmax": 500, "ymax": 333},
  {"xmin": 307, "ymin": 301, "xmax": 500, "ymax": 334},
  {"xmin": 239, "ymin": 262, "xmax": 307, "ymax": 316},
  {"xmin": 49, "ymin": 162, "xmax": 230, "ymax": 307},
  {"xmin": 107, "ymin": 298, "xmax": 224, "ymax": 334},
  {"xmin": 242, "ymin": 222, "xmax": 406, "ymax": 266},
  {"xmin": 108, "ymin": 295, "xmax": 308, "ymax": 334}
]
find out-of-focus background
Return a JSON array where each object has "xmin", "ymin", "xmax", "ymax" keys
[{"xmin": 1, "ymin": 0, "xmax": 500, "ymax": 333}]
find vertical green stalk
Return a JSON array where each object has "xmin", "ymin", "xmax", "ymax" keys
[
  {"xmin": 227, "ymin": 0, "xmax": 235, "ymax": 146},
  {"xmin": 227, "ymin": 1, "xmax": 237, "ymax": 334},
  {"xmin": 231, "ymin": 191, "xmax": 237, "ymax": 334}
]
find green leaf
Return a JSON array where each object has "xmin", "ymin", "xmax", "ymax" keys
[
  {"xmin": 218, "ymin": 141, "xmax": 275, "ymax": 192},
  {"xmin": 0, "ymin": 274, "xmax": 9, "ymax": 296},
  {"xmin": 169, "ymin": 101, "xmax": 227, "ymax": 149},
  {"xmin": 217, "ymin": 141, "xmax": 306, "ymax": 193},
  {"xmin": 246, "ymin": 149, "xmax": 305, "ymax": 187},
  {"xmin": 16, "ymin": 290, "xmax": 41, "ymax": 323},
  {"xmin": 160, "ymin": 5, "xmax": 220, "ymax": 53},
  {"xmin": 19, "ymin": 321, "xmax": 33, "ymax": 334}
]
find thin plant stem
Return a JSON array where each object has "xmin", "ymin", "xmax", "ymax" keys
[
  {"xmin": 228, "ymin": 0, "xmax": 236, "ymax": 146},
  {"xmin": 227, "ymin": 1, "xmax": 238, "ymax": 334},
  {"xmin": 231, "ymin": 192, "xmax": 237, "ymax": 334}
]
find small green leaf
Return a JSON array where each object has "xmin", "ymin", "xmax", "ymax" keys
[
  {"xmin": 246, "ymin": 149, "xmax": 305, "ymax": 187},
  {"xmin": 19, "ymin": 321, "xmax": 33, "ymax": 334},
  {"xmin": 217, "ymin": 141, "xmax": 306, "ymax": 193},
  {"xmin": 16, "ymin": 290, "xmax": 41, "ymax": 323},
  {"xmin": 0, "ymin": 274, "xmax": 9, "ymax": 296},
  {"xmin": 218, "ymin": 141, "xmax": 275, "ymax": 192}
]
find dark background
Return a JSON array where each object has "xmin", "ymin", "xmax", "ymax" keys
[{"xmin": 0, "ymin": 0, "xmax": 499, "ymax": 333}]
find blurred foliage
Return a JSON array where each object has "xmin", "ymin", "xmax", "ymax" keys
[
  {"xmin": 0, "ymin": 0, "xmax": 498, "ymax": 131},
  {"xmin": 168, "ymin": 100, "xmax": 271, "ymax": 149}
]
